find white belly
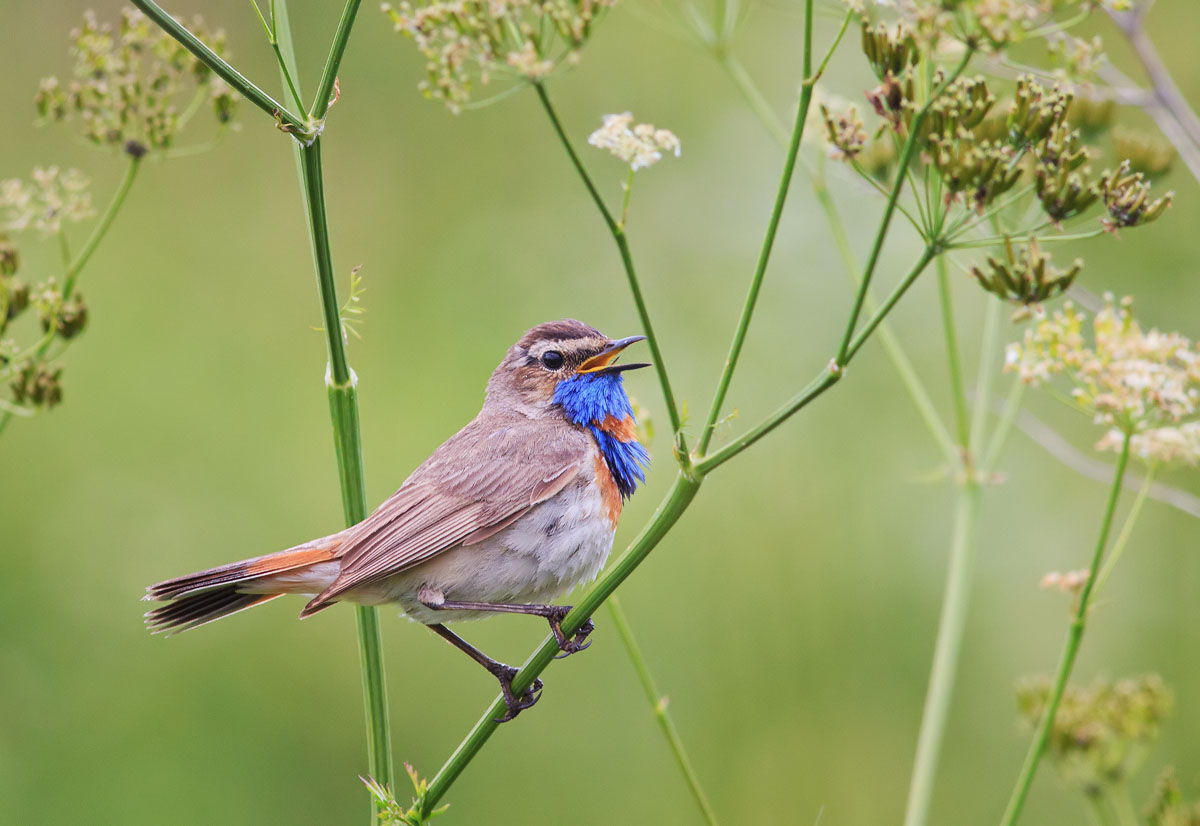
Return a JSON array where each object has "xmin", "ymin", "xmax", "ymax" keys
[{"xmin": 348, "ymin": 476, "xmax": 617, "ymax": 624}]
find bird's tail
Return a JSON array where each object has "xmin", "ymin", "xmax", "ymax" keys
[{"xmin": 144, "ymin": 534, "xmax": 343, "ymax": 634}]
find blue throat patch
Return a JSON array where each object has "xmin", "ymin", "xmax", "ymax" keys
[{"xmin": 553, "ymin": 372, "xmax": 649, "ymax": 499}]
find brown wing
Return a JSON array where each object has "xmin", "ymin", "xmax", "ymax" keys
[{"xmin": 301, "ymin": 412, "xmax": 590, "ymax": 614}]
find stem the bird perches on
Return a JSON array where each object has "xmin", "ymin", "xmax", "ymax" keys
[{"xmin": 1000, "ymin": 431, "xmax": 1133, "ymax": 826}]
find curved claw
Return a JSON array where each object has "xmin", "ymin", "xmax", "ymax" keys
[
  {"xmin": 548, "ymin": 612, "xmax": 596, "ymax": 658},
  {"xmin": 493, "ymin": 669, "xmax": 545, "ymax": 723}
]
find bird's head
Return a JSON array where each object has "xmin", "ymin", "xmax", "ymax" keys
[{"xmin": 488, "ymin": 319, "xmax": 649, "ymax": 421}]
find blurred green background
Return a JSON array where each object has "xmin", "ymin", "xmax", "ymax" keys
[{"xmin": 2, "ymin": 1, "xmax": 1199, "ymax": 824}]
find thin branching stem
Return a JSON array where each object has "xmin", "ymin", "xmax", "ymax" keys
[
  {"xmin": 531, "ymin": 81, "xmax": 687, "ymax": 457},
  {"xmin": 696, "ymin": 0, "xmax": 816, "ymax": 457},
  {"xmin": 129, "ymin": 0, "xmax": 310, "ymax": 137},
  {"xmin": 1000, "ymin": 431, "xmax": 1133, "ymax": 826},
  {"xmin": 311, "ymin": 0, "xmax": 364, "ymax": 118},
  {"xmin": 608, "ymin": 595, "xmax": 721, "ymax": 826},
  {"xmin": 698, "ymin": 243, "xmax": 940, "ymax": 475},
  {"xmin": 1092, "ymin": 464, "xmax": 1156, "ymax": 596},
  {"xmin": 936, "ymin": 255, "xmax": 971, "ymax": 451},
  {"xmin": 834, "ymin": 48, "xmax": 975, "ymax": 367}
]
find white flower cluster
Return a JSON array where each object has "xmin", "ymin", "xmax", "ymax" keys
[
  {"xmin": 1096, "ymin": 422, "xmax": 1200, "ymax": 466},
  {"xmin": 382, "ymin": 0, "xmax": 616, "ymax": 111},
  {"xmin": 1005, "ymin": 297, "xmax": 1200, "ymax": 442},
  {"xmin": 587, "ymin": 113, "xmax": 681, "ymax": 171},
  {"xmin": 1, "ymin": 167, "xmax": 94, "ymax": 237}
]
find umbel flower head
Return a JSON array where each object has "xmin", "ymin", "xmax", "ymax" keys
[
  {"xmin": 37, "ymin": 9, "xmax": 236, "ymax": 155},
  {"xmin": 1016, "ymin": 673, "xmax": 1173, "ymax": 795},
  {"xmin": 0, "ymin": 167, "xmax": 94, "ymax": 237},
  {"xmin": 587, "ymin": 113, "xmax": 681, "ymax": 171},
  {"xmin": 1005, "ymin": 296, "xmax": 1200, "ymax": 438},
  {"xmin": 382, "ymin": 0, "xmax": 617, "ymax": 111},
  {"xmin": 970, "ymin": 238, "xmax": 1081, "ymax": 319}
]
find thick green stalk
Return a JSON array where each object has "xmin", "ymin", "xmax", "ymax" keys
[
  {"xmin": 422, "ymin": 473, "xmax": 702, "ymax": 814},
  {"xmin": 274, "ymin": 1, "xmax": 394, "ymax": 804},
  {"xmin": 834, "ymin": 48, "xmax": 974, "ymax": 366},
  {"xmin": 1000, "ymin": 431, "xmax": 1133, "ymax": 826},
  {"xmin": 311, "ymin": 0, "xmax": 364, "ymax": 118},
  {"xmin": 903, "ymin": 480, "xmax": 981, "ymax": 826},
  {"xmin": 129, "ymin": 0, "xmax": 310, "ymax": 137},
  {"xmin": 696, "ymin": 0, "xmax": 815, "ymax": 457},
  {"xmin": 531, "ymin": 81, "xmax": 687, "ymax": 457},
  {"xmin": 608, "ymin": 595, "xmax": 720, "ymax": 826}
]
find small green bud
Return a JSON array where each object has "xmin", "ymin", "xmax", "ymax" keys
[
  {"xmin": 9, "ymin": 360, "xmax": 63, "ymax": 409},
  {"xmin": 1007, "ymin": 76, "xmax": 1073, "ymax": 148},
  {"xmin": 1036, "ymin": 164, "xmax": 1098, "ymax": 223}
]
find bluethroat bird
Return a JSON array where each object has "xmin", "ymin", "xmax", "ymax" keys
[{"xmin": 145, "ymin": 319, "xmax": 650, "ymax": 721}]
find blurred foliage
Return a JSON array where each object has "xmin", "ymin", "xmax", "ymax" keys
[{"xmin": 2, "ymin": 1, "xmax": 1200, "ymax": 825}]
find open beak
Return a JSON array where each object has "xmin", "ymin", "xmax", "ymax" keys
[{"xmin": 577, "ymin": 335, "xmax": 650, "ymax": 375}]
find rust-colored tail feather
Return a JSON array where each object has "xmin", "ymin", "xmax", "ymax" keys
[{"xmin": 144, "ymin": 540, "xmax": 340, "ymax": 635}]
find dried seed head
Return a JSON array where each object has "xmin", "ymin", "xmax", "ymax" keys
[
  {"xmin": 820, "ymin": 104, "xmax": 868, "ymax": 161},
  {"xmin": 1097, "ymin": 160, "xmax": 1173, "ymax": 230},
  {"xmin": 861, "ymin": 21, "xmax": 919, "ymax": 81},
  {"xmin": 2, "ymin": 276, "xmax": 30, "ymax": 323},
  {"xmin": 9, "ymin": 360, "xmax": 63, "ymax": 408},
  {"xmin": 1007, "ymin": 76, "xmax": 1073, "ymax": 148},
  {"xmin": 0, "ymin": 237, "xmax": 18, "ymax": 276},
  {"xmin": 1035, "ymin": 163, "xmax": 1098, "ymax": 223},
  {"xmin": 970, "ymin": 239, "xmax": 1081, "ymax": 316}
]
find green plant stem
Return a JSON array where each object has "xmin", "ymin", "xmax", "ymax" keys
[
  {"xmin": 696, "ymin": 0, "xmax": 815, "ymax": 457},
  {"xmin": 311, "ymin": 0, "xmax": 363, "ymax": 118},
  {"xmin": 421, "ymin": 472, "xmax": 702, "ymax": 815},
  {"xmin": 903, "ymin": 480, "xmax": 981, "ymax": 826},
  {"xmin": 936, "ymin": 255, "xmax": 970, "ymax": 450},
  {"xmin": 834, "ymin": 47, "xmax": 974, "ymax": 367},
  {"xmin": 273, "ymin": 1, "xmax": 394, "ymax": 810},
  {"xmin": 1111, "ymin": 784, "xmax": 1141, "ymax": 826},
  {"xmin": 1092, "ymin": 464, "xmax": 1155, "ymax": 596},
  {"xmin": 723, "ymin": 53, "xmax": 958, "ymax": 468},
  {"xmin": 531, "ymin": 81, "xmax": 687, "ymax": 457},
  {"xmin": 607, "ymin": 595, "xmax": 720, "ymax": 826},
  {"xmin": 1086, "ymin": 794, "xmax": 1117, "ymax": 826},
  {"xmin": 981, "ymin": 378, "xmax": 1025, "ymax": 473},
  {"xmin": 968, "ymin": 299, "xmax": 1001, "ymax": 458},
  {"xmin": 129, "ymin": 0, "xmax": 311, "ymax": 138},
  {"xmin": 999, "ymin": 430, "xmax": 1133, "ymax": 826},
  {"xmin": 0, "ymin": 157, "xmax": 141, "ymax": 438},
  {"xmin": 64, "ymin": 158, "xmax": 141, "ymax": 300},
  {"xmin": 699, "ymin": 243, "xmax": 939, "ymax": 475}
]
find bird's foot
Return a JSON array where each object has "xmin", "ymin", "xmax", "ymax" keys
[
  {"xmin": 488, "ymin": 663, "xmax": 543, "ymax": 723},
  {"xmin": 546, "ymin": 606, "xmax": 595, "ymax": 659}
]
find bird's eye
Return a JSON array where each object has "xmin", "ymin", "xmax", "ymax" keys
[{"xmin": 541, "ymin": 350, "xmax": 565, "ymax": 370}]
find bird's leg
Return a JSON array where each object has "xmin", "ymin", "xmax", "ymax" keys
[
  {"xmin": 418, "ymin": 587, "xmax": 595, "ymax": 657},
  {"xmin": 427, "ymin": 623, "xmax": 543, "ymax": 723}
]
